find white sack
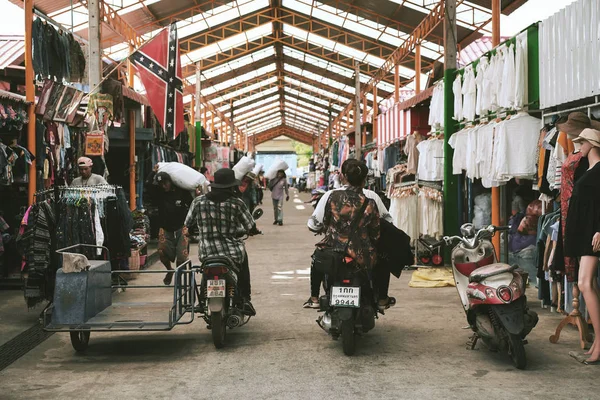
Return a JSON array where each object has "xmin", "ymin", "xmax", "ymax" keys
[
  {"xmin": 265, "ymin": 160, "xmax": 289, "ymax": 180},
  {"xmin": 233, "ymin": 156, "xmax": 256, "ymax": 180},
  {"xmin": 157, "ymin": 162, "xmax": 207, "ymax": 192},
  {"xmin": 252, "ymin": 163, "xmax": 263, "ymax": 175}
]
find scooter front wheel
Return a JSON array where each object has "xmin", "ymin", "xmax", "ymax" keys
[{"xmin": 507, "ymin": 333, "xmax": 527, "ymax": 370}]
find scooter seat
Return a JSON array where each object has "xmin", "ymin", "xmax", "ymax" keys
[
  {"xmin": 202, "ymin": 256, "xmax": 236, "ymax": 268},
  {"xmin": 469, "ymin": 263, "xmax": 517, "ymax": 283}
]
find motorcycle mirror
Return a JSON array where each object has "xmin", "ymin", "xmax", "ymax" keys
[
  {"xmin": 252, "ymin": 208, "xmax": 264, "ymax": 220},
  {"xmin": 460, "ymin": 223, "xmax": 475, "ymax": 238}
]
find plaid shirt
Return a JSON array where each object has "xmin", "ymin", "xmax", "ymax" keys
[{"xmin": 185, "ymin": 195, "xmax": 255, "ymax": 265}]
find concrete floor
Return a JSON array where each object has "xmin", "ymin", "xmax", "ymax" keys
[{"xmin": 1, "ymin": 189, "xmax": 600, "ymax": 399}]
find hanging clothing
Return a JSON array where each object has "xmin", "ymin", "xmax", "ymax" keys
[
  {"xmin": 499, "ymin": 43, "xmax": 516, "ymax": 109},
  {"xmin": 461, "ymin": 65, "xmax": 477, "ymax": 122},
  {"xmin": 416, "ymin": 139, "xmax": 444, "ymax": 181},
  {"xmin": 514, "ymin": 36, "xmax": 528, "ymax": 110},
  {"xmin": 452, "ymin": 74, "xmax": 463, "ymax": 121},
  {"xmin": 475, "ymin": 56, "xmax": 489, "ymax": 116},
  {"xmin": 404, "ymin": 134, "xmax": 421, "ymax": 175}
]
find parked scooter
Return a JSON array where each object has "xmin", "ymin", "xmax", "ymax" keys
[
  {"xmin": 197, "ymin": 208, "xmax": 263, "ymax": 349},
  {"xmin": 421, "ymin": 223, "xmax": 538, "ymax": 369},
  {"xmin": 316, "ymin": 260, "xmax": 381, "ymax": 356}
]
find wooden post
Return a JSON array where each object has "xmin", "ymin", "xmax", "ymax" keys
[
  {"xmin": 394, "ymin": 65, "xmax": 400, "ymax": 104},
  {"xmin": 373, "ymin": 86, "xmax": 378, "ymax": 144},
  {"xmin": 354, "ymin": 62, "xmax": 361, "ymax": 159},
  {"xmin": 362, "ymin": 95, "xmax": 367, "ymax": 146},
  {"xmin": 25, "ymin": 0, "xmax": 35, "ymax": 205},
  {"xmin": 415, "ymin": 44, "xmax": 422, "ymax": 94},
  {"xmin": 88, "ymin": 0, "xmax": 102, "ymax": 90},
  {"xmin": 128, "ymin": 45, "xmax": 136, "ymax": 210}
]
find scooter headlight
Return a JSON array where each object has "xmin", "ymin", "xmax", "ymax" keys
[{"xmin": 497, "ymin": 286, "xmax": 513, "ymax": 303}]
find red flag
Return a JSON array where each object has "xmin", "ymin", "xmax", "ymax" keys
[{"xmin": 131, "ymin": 25, "xmax": 184, "ymax": 138}]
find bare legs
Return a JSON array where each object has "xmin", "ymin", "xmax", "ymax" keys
[{"xmin": 578, "ymin": 256, "xmax": 600, "ymax": 361}]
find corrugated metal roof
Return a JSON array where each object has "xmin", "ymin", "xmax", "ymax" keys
[
  {"xmin": 458, "ymin": 36, "xmax": 509, "ymax": 67},
  {"xmin": 0, "ymin": 35, "xmax": 25, "ymax": 69}
]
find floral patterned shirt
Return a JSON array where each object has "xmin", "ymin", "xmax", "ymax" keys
[{"xmin": 317, "ymin": 186, "xmax": 380, "ymax": 270}]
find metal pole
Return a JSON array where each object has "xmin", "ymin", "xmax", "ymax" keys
[
  {"xmin": 195, "ymin": 62, "xmax": 202, "ymax": 167},
  {"xmin": 128, "ymin": 45, "xmax": 136, "ymax": 211},
  {"xmin": 373, "ymin": 86, "xmax": 378, "ymax": 145},
  {"xmin": 229, "ymin": 100, "xmax": 234, "ymax": 148},
  {"xmin": 394, "ymin": 64, "xmax": 400, "ymax": 104},
  {"xmin": 491, "ymin": 0, "xmax": 501, "ymax": 256},
  {"xmin": 443, "ymin": 0, "xmax": 459, "ymax": 241},
  {"xmin": 354, "ymin": 62, "xmax": 361, "ymax": 160},
  {"xmin": 328, "ymin": 102, "xmax": 332, "ymax": 147},
  {"xmin": 87, "ymin": 0, "xmax": 102, "ymax": 90},
  {"xmin": 415, "ymin": 44, "xmax": 422, "ymax": 94},
  {"xmin": 25, "ymin": 0, "xmax": 35, "ymax": 205}
]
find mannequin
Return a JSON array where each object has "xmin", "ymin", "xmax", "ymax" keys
[{"xmin": 564, "ymin": 128, "xmax": 600, "ymax": 364}]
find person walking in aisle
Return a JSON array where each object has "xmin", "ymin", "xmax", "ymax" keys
[
  {"xmin": 148, "ymin": 165, "xmax": 194, "ymax": 285},
  {"xmin": 268, "ymin": 169, "xmax": 289, "ymax": 225}
]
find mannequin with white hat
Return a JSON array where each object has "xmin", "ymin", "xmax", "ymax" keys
[{"xmin": 564, "ymin": 128, "xmax": 600, "ymax": 364}]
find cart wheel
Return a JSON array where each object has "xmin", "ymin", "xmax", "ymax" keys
[
  {"xmin": 70, "ymin": 331, "xmax": 90, "ymax": 352},
  {"xmin": 211, "ymin": 312, "xmax": 227, "ymax": 349}
]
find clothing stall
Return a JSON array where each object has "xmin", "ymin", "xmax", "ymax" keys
[{"xmin": 16, "ymin": 185, "xmax": 132, "ymax": 308}]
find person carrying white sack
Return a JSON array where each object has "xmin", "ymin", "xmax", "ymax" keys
[{"xmin": 268, "ymin": 169, "xmax": 289, "ymax": 226}]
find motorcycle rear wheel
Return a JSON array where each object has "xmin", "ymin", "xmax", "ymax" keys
[
  {"xmin": 211, "ymin": 312, "xmax": 227, "ymax": 349},
  {"xmin": 341, "ymin": 319, "xmax": 356, "ymax": 356},
  {"xmin": 507, "ymin": 333, "xmax": 527, "ymax": 370}
]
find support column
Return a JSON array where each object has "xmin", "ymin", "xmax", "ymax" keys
[
  {"xmin": 229, "ymin": 100, "xmax": 234, "ymax": 149},
  {"xmin": 394, "ymin": 65, "xmax": 399, "ymax": 104},
  {"xmin": 328, "ymin": 104, "xmax": 332, "ymax": 148},
  {"xmin": 88, "ymin": 0, "xmax": 102, "ymax": 90},
  {"xmin": 362, "ymin": 95, "xmax": 367, "ymax": 146},
  {"xmin": 354, "ymin": 62, "xmax": 361, "ymax": 159},
  {"xmin": 195, "ymin": 63, "xmax": 202, "ymax": 168},
  {"xmin": 443, "ymin": 0, "xmax": 459, "ymax": 239},
  {"xmin": 415, "ymin": 44, "xmax": 422, "ymax": 94},
  {"xmin": 128, "ymin": 45, "xmax": 136, "ymax": 210},
  {"xmin": 491, "ymin": 0, "xmax": 501, "ymax": 256},
  {"xmin": 25, "ymin": 0, "xmax": 35, "ymax": 205},
  {"xmin": 211, "ymin": 112, "xmax": 215, "ymax": 141},
  {"xmin": 373, "ymin": 86, "xmax": 378, "ymax": 145}
]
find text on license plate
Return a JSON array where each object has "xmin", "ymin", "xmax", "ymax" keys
[
  {"xmin": 330, "ymin": 286, "xmax": 360, "ymax": 307},
  {"xmin": 207, "ymin": 279, "xmax": 226, "ymax": 298}
]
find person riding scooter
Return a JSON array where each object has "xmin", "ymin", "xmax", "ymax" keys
[{"xmin": 185, "ymin": 168, "xmax": 258, "ymax": 315}]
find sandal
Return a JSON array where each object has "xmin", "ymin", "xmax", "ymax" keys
[{"xmin": 378, "ymin": 297, "xmax": 396, "ymax": 311}]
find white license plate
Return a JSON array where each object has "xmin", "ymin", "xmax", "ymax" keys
[
  {"xmin": 207, "ymin": 279, "xmax": 226, "ymax": 298},
  {"xmin": 330, "ymin": 286, "xmax": 360, "ymax": 308}
]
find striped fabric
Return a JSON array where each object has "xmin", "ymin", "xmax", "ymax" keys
[{"xmin": 377, "ymin": 103, "xmax": 413, "ymax": 146}]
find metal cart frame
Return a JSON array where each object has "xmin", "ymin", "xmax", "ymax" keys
[{"xmin": 43, "ymin": 245, "xmax": 198, "ymax": 351}]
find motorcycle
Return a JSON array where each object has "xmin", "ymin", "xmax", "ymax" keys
[
  {"xmin": 197, "ymin": 208, "xmax": 263, "ymax": 349},
  {"xmin": 421, "ymin": 223, "xmax": 538, "ymax": 369},
  {"xmin": 316, "ymin": 260, "xmax": 380, "ymax": 356},
  {"xmin": 307, "ymin": 188, "xmax": 327, "ymax": 209}
]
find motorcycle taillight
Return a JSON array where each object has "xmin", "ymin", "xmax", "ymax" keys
[
  {"xmin": 205, "ymin": 266, "xmax": 229, "ymax": 276},
  {"xmin": 497, "ymin": 286, "xmax": 513, "ymax": 303}
]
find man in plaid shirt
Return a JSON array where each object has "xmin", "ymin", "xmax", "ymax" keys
[{"xmin": 185, "ymin": 168, "xmax": 257, "ymax": 315}]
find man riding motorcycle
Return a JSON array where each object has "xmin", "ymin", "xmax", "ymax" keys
[{"xmin": 185, "ymin": 168, "xmax": 258, "ymax": 315}]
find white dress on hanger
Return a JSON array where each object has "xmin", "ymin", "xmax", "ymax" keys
[
  {"xmin": 475, "ymin": 56, "xmax": 489, "ymax": 116},
  {"xmin": 514, "ymin": 37, "xmax": 528, "ymax": 110},
  {"xmin": 499, "ymin": 43, "xmax": 516, "ymax": 109},
  {"xmin": 453, "ymin": 74, "xmax": 463, "ymax": 121},
  {"xmin": 462, "ymin": 66, "xmax": 477, "ymax": 122}
]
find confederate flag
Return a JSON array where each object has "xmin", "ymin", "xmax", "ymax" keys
[{"xmin": 130, "ymin": 25, "xmax": 184, "ymax": 138}]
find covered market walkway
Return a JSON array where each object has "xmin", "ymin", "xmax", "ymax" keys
[{"xmin": 0, "ymin": 190, "xmax": 598, "ymax": 398}]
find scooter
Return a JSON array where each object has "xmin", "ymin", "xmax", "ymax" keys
[
  {"xmin": 197, "ymin": 208, "xmax": 263, "ymax": 349},
  {"xmin": 316, "ymin": 261, "xmax": 379, "ymax": 356},
  {"xmin": 421, "ymin": 223, "xmax": 538, "ymax": 369}
]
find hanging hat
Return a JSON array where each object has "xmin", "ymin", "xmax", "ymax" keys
[
  {"xmin": 211, "ymin": 168, "xmax": 241, "ymax": 189},
  {"xmin": 77, "ymin": 157, "xmax": 93, "ymax": 167},
  {"xmin": 557, "ymin": 112, "xmax": 592, "ymax": 137},
  {"xmin": 572, "ymin": 128, "xmax": 600, "ymax": 148}
]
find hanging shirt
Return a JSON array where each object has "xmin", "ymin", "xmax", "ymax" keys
[
  {"xmin": 462, "ymin": 65, "xmax": 477, "ymax": 122},
  {"xmin": 475, "ymin": 56, "xmax": 489, "ymax": 116},
  {"xmin": 404, "ymin": 134, "xmax": 421, "ymax": 175},
  {"xmin": 514, "ymin": 36, "xmax": 528, "ymax": 110},
  {"xmin": 416, "ymin": 139, "xmax": 444, "ymax": 181},
  {"xmin": 452, "ymin": 74, "xmax": 463, "ymax": 121},
  {"xmin": 449, "ymin": 129, "xmax": 469, "ymax": 175},
  {"xmin": 499, "ymin": 43, "xmax": 516, "ymax": 109},
  {"xmin": 483, "ymin": 53, "xmax": 498, "ymax": 113}
]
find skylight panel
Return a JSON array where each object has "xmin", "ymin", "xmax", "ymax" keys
[
  {"xmin": 285, "ymin": 77, "xmax": 350, "ymax": 103},
  {"xmin": 203, "ymin": 64, "xmax": 276, "ymax": 96},
  {"xmin": 241, "ymin": 108, "xmax": 281, "ymax": 124},
  {"xmin": 284, "ymin": 95, "xmax": 329, "ymax": 114},
  {"xmin": 213, "ymin": 76, "xmax": 278, "ymax": 104},
  {"xmin": 231, "ymin": 87, "xmax": 279, "ymax": 109},
  {"xmin": 284, "ymin": 88, "xmax": 342, "ymax": 111},
  {"xmin": 235, "ymin": 95, "xmax": 280, "ymax": 115}
]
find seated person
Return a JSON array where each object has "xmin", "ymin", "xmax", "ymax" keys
[{"xmin": 185, "ymin": 168, "xmax": 257, "ymax": 315}]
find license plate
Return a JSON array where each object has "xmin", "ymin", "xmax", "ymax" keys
[
  {"xmin": 207, "ymin": 279, "xmax": 226, "ymax": 298},
  {"xmin": 330, "ymin": 286, "xmax": 360, "ymax": 308}
]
